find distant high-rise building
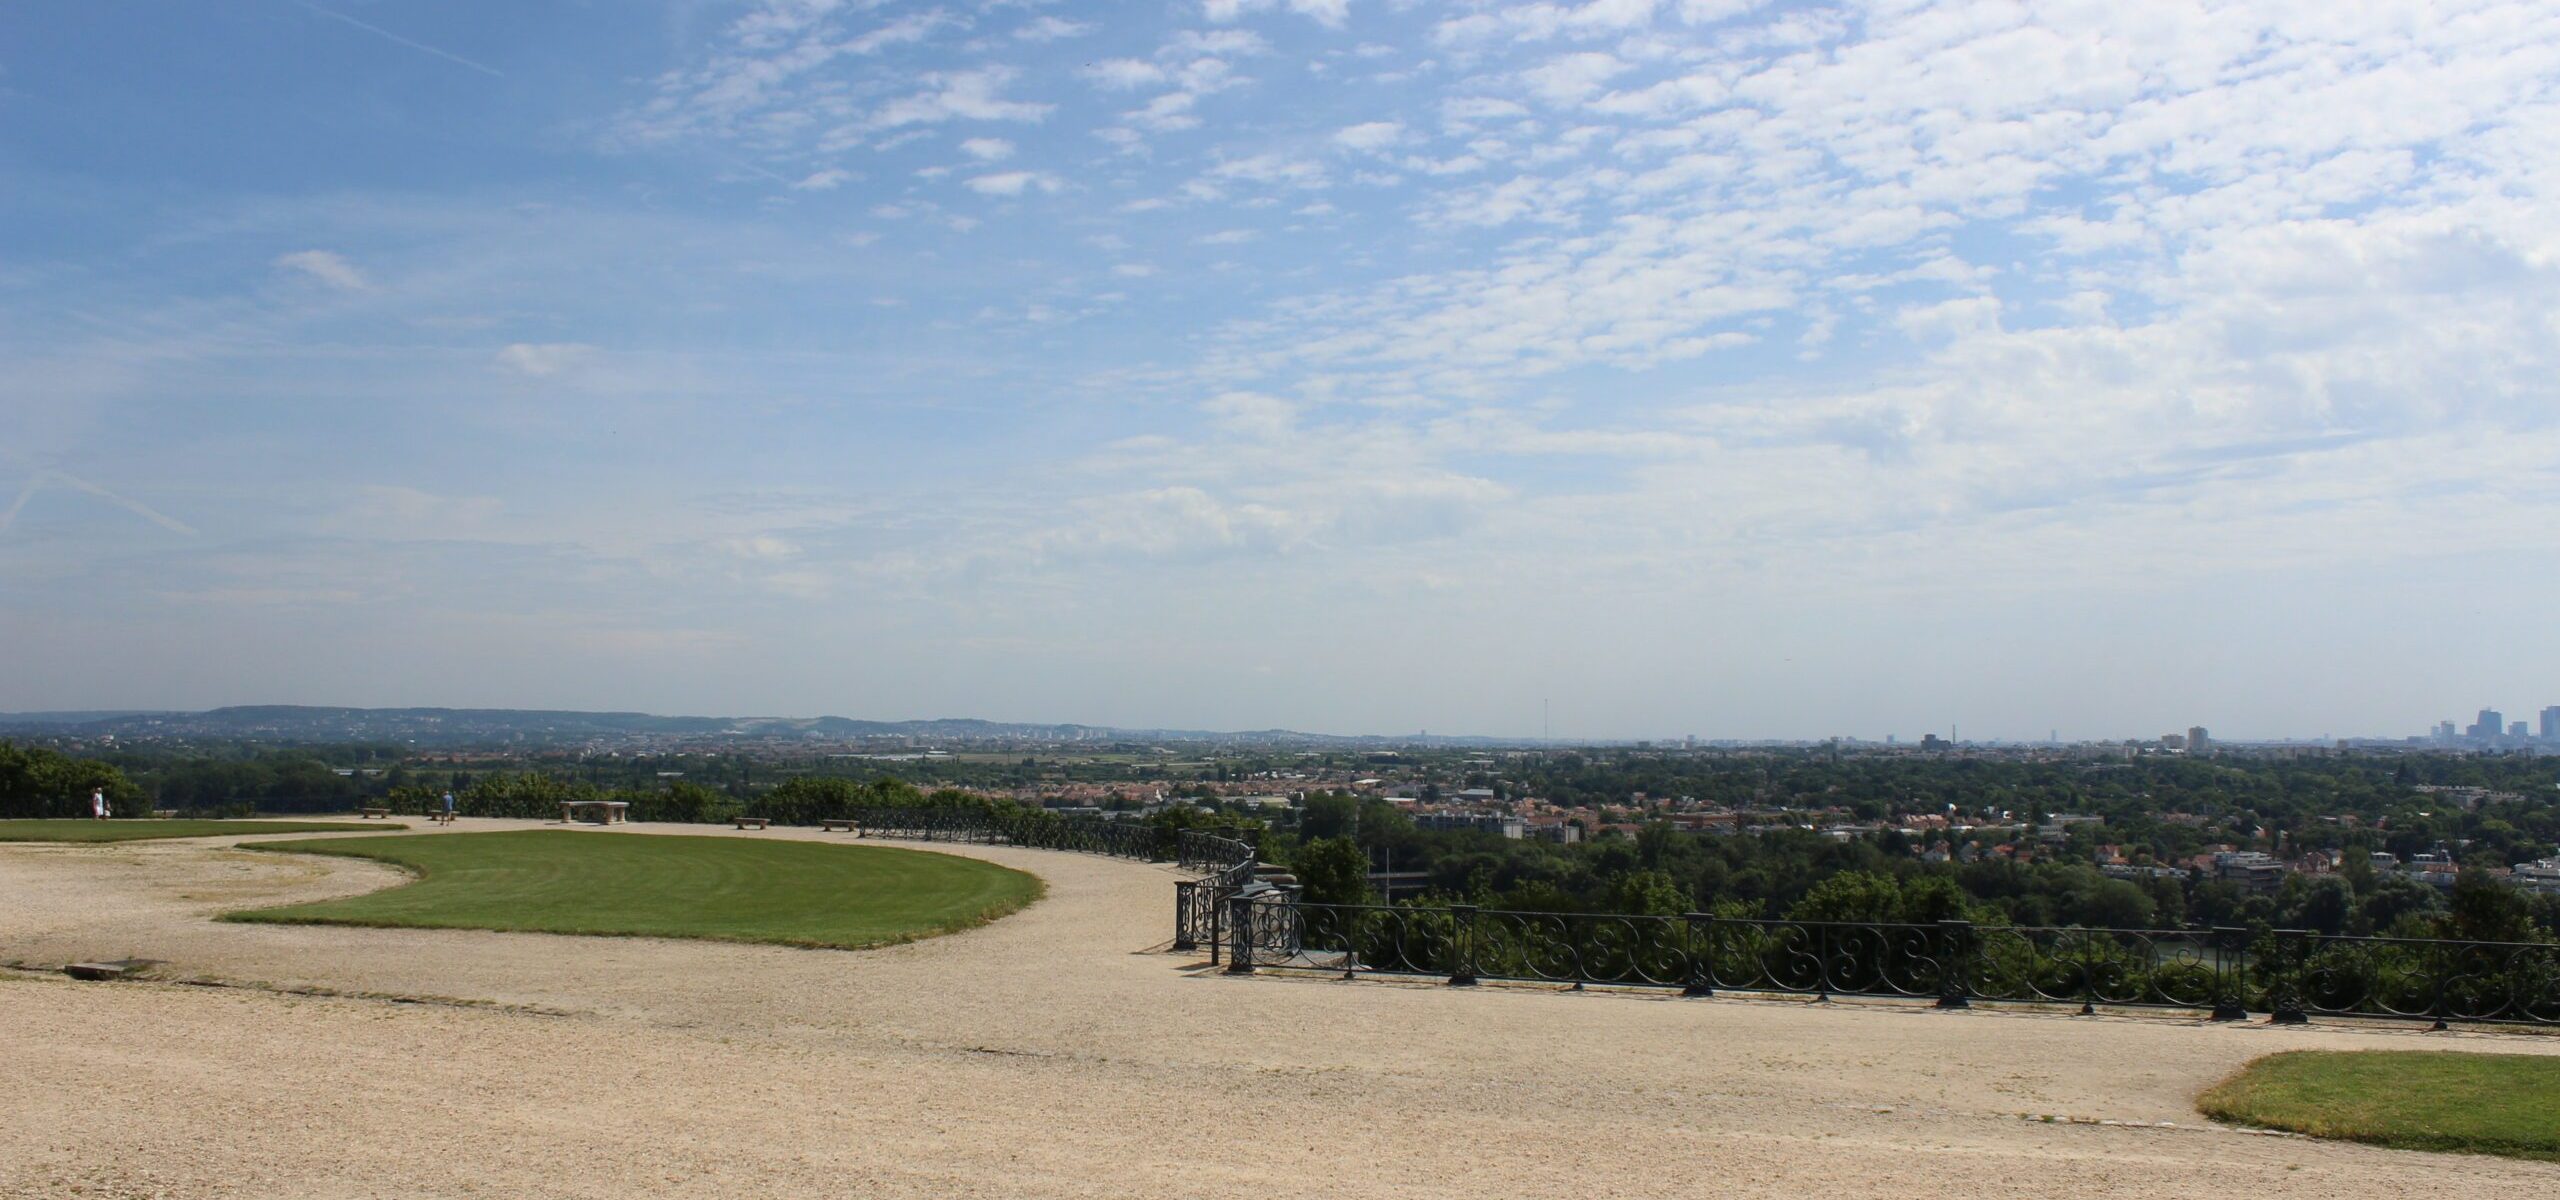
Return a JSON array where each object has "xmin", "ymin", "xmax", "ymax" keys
[
  {"xmin": 2542, "ymin": 707, "xmax": 2560, "ymax": 742},
  {"xmin": 2188, "ymin": 726, "xmax": 2209, "ymax": 753},
  {"xmin": 2512, "ymin": 721, "xmax": 2531, "ymax": 740},
  {"xmin": 2470, "ymin": 708, "xmax": 2504, "ymax": 739},
  {"xmin": 2435, "ymin": 720, "xmax": 2459, "ymax": 743}
]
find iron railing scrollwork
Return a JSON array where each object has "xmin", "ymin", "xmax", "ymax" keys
[
  {"xmin": 1173, "ymin": 830, "xmax": 1258, "ymax": 962},
  {"xmin": 1224, "ymin": 899, "xmax": 2560, "ymax": 1028}
]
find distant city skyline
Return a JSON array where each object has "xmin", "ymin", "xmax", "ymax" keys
[
  {"xmin": 9, "ymin": 700, "xmax": 2560, "ymax": 751},
  {"xmin": 6, "ymin": 4, "xmax": 2559, "ymax": 739}
]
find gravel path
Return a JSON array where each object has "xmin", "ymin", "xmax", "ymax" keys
[{"xmin": 4, "ymin": 818, "xmax": 2555, "ymax": 1198}]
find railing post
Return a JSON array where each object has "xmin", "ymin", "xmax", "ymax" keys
[
  {"xmin": 1449, "ymin": 904, "xmax": 1479, "ymax": 986},
  {"xmin": 2209, "ymin": 927, "xmax": 2249, "ymax": 1021},
  {"xmin": 1208, "ymin": 883, "xmax": 1226, "ymax": 966},
  {"xmin": 1225, "ymin": 892, "xmax": 1256, "ymax": 975},
  {"xmin": 2428, "ymin": 940, "xmax": 2452, "ymax": 1032},
  {"xmin": 2079, "ymin": 929, "xmax": 2099, "ymax": 1016},
  {"xmin": 1172, "ymin": 881, "xmax": 1197, "ymax": 952},
  {"xmin": 1812, "ymin": 923, "xmax": 1830, "ymax": 1001},
  {"xmin": 1682, "ymin": 912, "xmax": 1714, "ymax": 997},
  {"xmin": 1936, "ymin": 920, "xmax": 1971, "ymax": 1009},
  {"xmin": 2269, "ymin": 929, "xmax": 2308, "ymax": 1024}
]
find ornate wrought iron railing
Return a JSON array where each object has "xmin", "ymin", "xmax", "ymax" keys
[
  {"xmin": 1173, "ymin": 829, "xmax": 1259, "ymax": 962},
  {"xmin": 1219, "ymin": 900, "xmax": 2560, "ymax": 1028}
]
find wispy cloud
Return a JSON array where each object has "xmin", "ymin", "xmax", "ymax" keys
[
  {"xmin": 13, "ymin": 0, "xmax": 2560, "ymax": 734},
  {"xmin": 271, "ymin": 248, "xmax": 369, "ymax": 290},
  {"xmin": 494, "ymin": 342, "xmax": 597, "ymax": 377}
]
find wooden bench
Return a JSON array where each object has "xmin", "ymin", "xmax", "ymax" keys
[
  {"xmin": 359, "ymin": 807, "xmax": 390, "ymax": 819},
  {"xmin": 819, "ymin": 818, "xmax": 857, "ymax": 832},
  {"xmin": 428, "ymin": 810, "xmax": 457, "ymax": 825},
  {"xmin": 733, "ymin": 816, "xmax": 771, "ymax": 830}
]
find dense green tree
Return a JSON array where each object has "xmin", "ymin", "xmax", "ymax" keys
[
  {"xmin": 0, "ymin": 742, "xmax": 141, "ymax": 818},
  {"xmin": 1292, "ymin": 837, "xmax": 1374, "ymax": 907}
]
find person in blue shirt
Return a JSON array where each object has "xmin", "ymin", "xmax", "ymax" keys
[{"xmin": 441, "ymin": 791, "xmax": 456, "ymax": 823}]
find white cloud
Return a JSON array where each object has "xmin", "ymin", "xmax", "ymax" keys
[
  {"xmin": 271, "ymin": 249, "xmax": 368, "ymax": 290},
  {"xmin": 959, "ymin": 137, "xmax": 1015, "ymax": 161},
  {"xmin": 1014, "ymin": 15, "xmax": 1093, "ymax": 42},
  {"xmin": 1208, "ymin": 152, "xmax": 1328, "ymax": 188},
  {"xmin": 618, "ymin": 5, "xmax": 957, "ymax": 148},
  {"xmin": 1080, "ymin": 58, "xmax": 1166, "ymax": 90},
  {"xmin": 1437, "ymin": 0, "xmax": 1664, "ymax": 45},
  {"xmin": 965, "ymin": 170, "xmax": 1062, "ymax": 196},
  {"xmin": 320, "ymin": 485, "xmax": 505, "ymax": 541},
  {"xmin": 493, "ymin": 342, "xmax": 597, "ymax": 377},
  {"xmin": 726, "ymin": 534, "xmax": 800, "ymax": 560},
  {"xmin": 791, "ymin": 168, "xmax": 852, "ymax": 191},
  {"xmin": 1332, "ymin": 120, "xmax": 1404, "ymax": 152},
  {"xmin": 869, "ymin": 66, "xmax": 1052, "ymax": 129},
  {"xmin": 1203, "ymin": 0, "xmax": 1349, "ymax": 30},
  {"xmin": 1519, "ymin": 51, "xmax": 1626, "ymax": 105}
]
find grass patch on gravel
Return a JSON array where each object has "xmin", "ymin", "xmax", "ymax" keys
[
  {"xmin": 2198, "ymin": 1049, "xmax": 2560, "ymax": 1160},
  {"xmin": 226, "ymin": 829, "xmax": 1042, "ymax": 950},
  {"xmin": 0, "ymin": 819, "xmax": 404, "ymax": 843}
]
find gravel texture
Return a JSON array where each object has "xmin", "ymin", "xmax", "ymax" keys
[{"xmin": 4, "ymin": 817, "xmax": 2556, "ymax": 1198}]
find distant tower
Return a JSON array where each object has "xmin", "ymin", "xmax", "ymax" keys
[
  {"xmin": 2541, "ymin": 706, "xmax": 2560, "ymax": 742},
  {"xmin": 2188, "ymin": 726, "xmax": 2209, "ymax": 753}
]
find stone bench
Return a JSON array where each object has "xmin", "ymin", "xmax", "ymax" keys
[
  {"xmin": 359, "ymin": 807, "xmax": 391, "ymax": 819},
  {"xmin": 819, "ymin": 818, "xmax": 857, "ymax": 832},
  {"xmin": 733, "ymin": 816, "xmax": 771, "ymax": 830},
  {"xmin": 560, "ymin": 800, "xmax": 629, "ymax": 826}
]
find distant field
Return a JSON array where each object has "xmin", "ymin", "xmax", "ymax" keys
[
  {"xmin": 2199, "ymin": 1050, "xmax": 2560, "ymax": 1160},
  {"xmin": 228, "ymin": 829, "xmax": 1042, "ymax": 950},
  {"xmin": 0, "ymin": 819, "xmax": 404, "ymax": 843}
]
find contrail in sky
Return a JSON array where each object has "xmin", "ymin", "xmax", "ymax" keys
[
  {"xmin": 295, "ymin": 2, "xmax": 505, "ymax": 78},
  {"xmin": 0, "ymin": 470, "xmax": 198, "ymax": 537}
]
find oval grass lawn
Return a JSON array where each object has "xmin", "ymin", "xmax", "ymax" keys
[
  {"xmin": 0, "ymin": 819, "xmax": 406, "ymax": 843},
  {"xmin": 2199, "ymin": 1049, "xmax": 2560, "ymax": 1161},
  {"xmin": 227, "ymin": 830, "xmax": 1041, "ymax": 950}
]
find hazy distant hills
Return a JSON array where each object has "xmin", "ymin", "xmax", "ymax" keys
[{"xmin": 0, "ymin": 705, "xmax": 1486, "ymax": 748}]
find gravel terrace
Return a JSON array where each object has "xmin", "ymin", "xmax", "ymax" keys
[{"xmin": 4, "ymin": 817, "xmax": 2555, "ymax": 1198}]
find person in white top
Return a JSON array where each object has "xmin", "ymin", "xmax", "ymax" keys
[{"xmin": 91, "ymin": 787, "xmax": 110, "ymax": 819}]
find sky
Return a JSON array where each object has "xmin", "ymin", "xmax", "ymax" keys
[{"xmin": 2, "ymin": 1, "xmax": 2557, "ymax": 741}]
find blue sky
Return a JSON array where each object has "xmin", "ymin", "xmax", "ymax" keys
[{"xmin": 4, "ymin": 1, "xmax": 2558, "ymax": 740}]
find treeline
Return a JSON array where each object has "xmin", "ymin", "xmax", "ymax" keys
[
  {"xmin": 0, "ymin": 742, "xmax": 143, "ymax": 818},
  {"xmin": 1262, "ymin": 791, "xmax": 2560, "ymax": 943},
  {"xmin": 1513, "ymin": 752, "xmax": 2560, "ymax": 865},
  {"xmin": 375, "ymin": 773, "xmax": 1259, "ymax": 846},
  {"xmin": 379, "ymin": 774, "xmax": 942, "ymax": 824}
]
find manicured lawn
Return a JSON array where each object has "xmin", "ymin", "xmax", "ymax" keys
[
  {"xmin": 0, "ymin": 819, "xmax": 405, "ymax": 843},
  {"xmin": 2199, "ymin": 1049, "xmax": 2560, "ymax": 1160},
  {"xmin": 228, "ymin": 830, "xmax": 1042, "ymax": 950}
]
